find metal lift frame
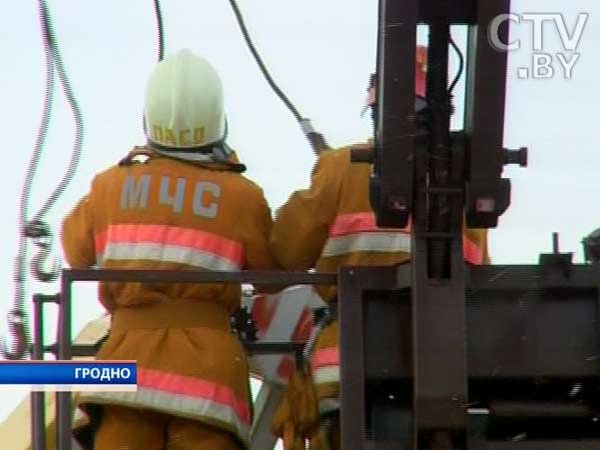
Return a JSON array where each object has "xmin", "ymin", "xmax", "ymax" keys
[
  {"xmin": 343, "ymin": 0, "xmax": 597, "ymax": 449},
  {"xmin": 30, "ymin": 268, "xmax": 336, "ymax": 450},
  {"xmin": 339, "ymin": 260, "xmax": 600, "ymax": 450},
  {"xmin": 361, "ymin": 0, "xmax": 515, "ymax": 446}
]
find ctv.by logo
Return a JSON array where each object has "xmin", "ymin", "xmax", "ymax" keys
[{"xmin": 488, "ymin": 13, "xmax": 589, "ymax": 80}]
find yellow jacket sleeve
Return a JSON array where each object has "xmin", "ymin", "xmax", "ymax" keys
[
  {"xmin": 270, "ymin": 151, "xmax": 346, "ymax": 270},
  {"xmin": 241, "ymin": 186, "xmax": 283, "ymax": 294},
  {"xmin": 244, "ymin": 188, "xmax": 278, "ymax": 271},
  {"xmin": 464, "ymin": 227, "xmax": 491, "ymax": 265},
  {"xmin": 478, "ymin": 228, "xmax": 491, "ymax": 264},
  {"xmin": 61, "ymin": 192, "xmax": 95, "ymax": 268}
]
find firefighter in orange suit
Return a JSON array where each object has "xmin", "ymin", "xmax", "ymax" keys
[
  {"xmin": 270, "ymin": 46, "xmax": 489, "ymax": 450},
  {"xmin": 61, "ymin": 49, "xmax": 277, "ymax": 450}
]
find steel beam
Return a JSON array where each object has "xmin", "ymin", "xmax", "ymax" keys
[
  {"xmin": 370, "ymin": 0, "xmax": 418, "ymax": 228},
  {"xmin": 250, "ymin": 382, "xmax": 285, "ymax": 450},
  {"xmin": 339, "ymin": 265, "xmax": 401, "ymax": 450},
  {"xmin": 31, "ymin": 296, "xmax": 46, "ymax": 450},
  {"xmin": 464, "ymin": 0, "xmax": 512, "ymax": 228}
]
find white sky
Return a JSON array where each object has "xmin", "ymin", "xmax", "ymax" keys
[{"xmin": 0, "ymin": 0, "xmax": 598, "ymax": 436}]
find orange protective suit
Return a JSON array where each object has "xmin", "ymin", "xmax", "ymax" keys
[
  {"xmin": 270, "ymin": 144, "xmax": 489, "ymax": 449},
  {"xmin": 61, "ymin": 147, "xmax": 277, "ymax": 450}
]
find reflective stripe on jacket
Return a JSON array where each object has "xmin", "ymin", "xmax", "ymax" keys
[
  {"xmin": 79, "ymin": 302, "xmax": 252, "ymax": 445},
  {"xmin": 325, "ymin": 211, "xmax": 486, "ymax": 264},
  {"xmin": 95, "ymin": 223, "xmax": 244, "ymax": 271}
]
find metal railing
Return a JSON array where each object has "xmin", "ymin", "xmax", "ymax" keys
[{"xmin": 31, "ymin": 268, "xmax": 337, "ymax": 450}]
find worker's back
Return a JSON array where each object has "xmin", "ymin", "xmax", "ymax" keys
[{"xmin": 62, "ymin": 151, "xmax": 274, "ymax": 313}]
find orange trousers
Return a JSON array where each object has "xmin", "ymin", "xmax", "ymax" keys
[
  {"xmin": 94, "ymin": 405, "xmax": 241, "ymax": 450},
  {"xmin": 308, "ymin": 413, "xmax": 340, "ymax": 450}
]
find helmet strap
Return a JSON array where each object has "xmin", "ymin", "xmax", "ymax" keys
[{"xmin": 146, "ymin": 139, "xmax": 246, "ymax": 173}]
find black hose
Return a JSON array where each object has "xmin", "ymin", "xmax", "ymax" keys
[
  {"xmin": 227, "ymin": 0, "xmax": 302, "ymax": 122},
  {"xmin": 4, "ymin": 0, "xmax": 55, "ymax": 359},
  {"xmin": 34, "ymin": 7, "xmax": 84, "ymax": 222},
  {"xmin": 448, "ymin": 37, "xmax": 464, "ymax": 95},
  {"xmin": 153, "ymin": 0, "xmax": 165, "ymax": 61},
  {"xmin": 226, "ymin": 0, "xmax": 329, "ymax": 154},
  {"xmin": 142, "ymin": 0, "xmax": 166, "ymax": 135},
  {"xmin": 17, "ymin": 0, "xmax": 55, "ymax": 289},
  {"xmin": 3, "ymin": 0, "xmax": 84, "ymax": 359}
]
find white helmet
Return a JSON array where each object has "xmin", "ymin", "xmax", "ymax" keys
[{"xmin": 144, "ymin": 49, "xmax": 226, "ymax": 149}]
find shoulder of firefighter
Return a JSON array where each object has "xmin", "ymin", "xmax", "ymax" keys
[
  {"xmin": 270, "ymin": 146, "xmax": 351, "ymax": 271},
  {"xmin": 270, "ymin": 142, "xmax": 490, "ymax": 276}
]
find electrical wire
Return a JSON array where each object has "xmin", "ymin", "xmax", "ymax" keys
[
  {"xmin": 153, "ymin": 0, "xmax": 165, "ymax": 61},
  {"xmin": 142, "ymin": 0, "xmax": 165, "ymax": 135},
  {"xmin": 448, "ymin": 36, "xmax": 464, "ymax": 95},
  {"xmin": 227, "ymin": 0, "xmax": 329, "ymax": 154},
  {"xmin": 2, "ymin": 0, "xmax": 84, "ymax": 359},
  {"xmin": 2, "ymin": 0, "xmax": 57, "ymax": 360},
  {"xmin": 227, "ymin": 0, "xmax": 303, "ymax": 122},
  {"xmin": 34, "ymin": 3, "xmax": 84, "ymax": 222}
]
